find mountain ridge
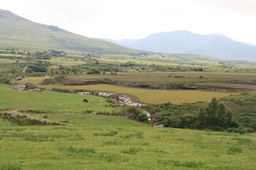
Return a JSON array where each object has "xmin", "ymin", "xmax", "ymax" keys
[
  {"xmin": 0, "ymin": 9, "xmax": 27, "ymax": 21},
  {"xmin": 0, "ymin": 9, "xmax": 137, "ymax": 54},
  {"xmin": 111, "ymin": 31, "xmax": 256, "ymax": 61}
]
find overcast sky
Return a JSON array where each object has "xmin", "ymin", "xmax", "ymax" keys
[{"xmin": 1, "ymin": 0, "xmax": 256, "ymax": 44}]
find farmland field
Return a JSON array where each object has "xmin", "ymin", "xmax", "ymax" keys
[
  {"xmin": 50, "ymin": 57, "xmax": 86, "ymax": 66},
  {"xmin": 1, "ymin": 48, "xmax": 256, "ymax": 170},
  {"xmin": 0, "ymin": 84, "xmax": 119, "ymax": 113},
  {"xmin": 41, "ymin": 84, "xmax": 233, "ymax": 104},
  {"xmin": 41, "ymin": 71, "xmax": 256, "ymax": 85}
]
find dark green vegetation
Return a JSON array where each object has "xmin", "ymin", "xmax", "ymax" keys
[
  {"xmin": 198, "ymin": 98, "xmax": 234, "ymax": 129},
  {"xmin": 145, "ymin": 93, "xmax": 256, "ymax": 133},
  {"xmin": 153, "ymin": 98, "xmax": 238, "ymax": 131}
]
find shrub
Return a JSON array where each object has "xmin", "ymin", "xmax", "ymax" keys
[
  {"xmin": 123, "ymin": 107, "xmax": 143, "ymax": 120},
  {"xmin": 41, "ymin": 78, "xmax": 55, "ymax": 85},
  {"xmin": 87, "ymin": 69, "xmax": 100, "ymax": 74},
  {"xmin": 136, "ymin": 113, "xmax": 148, "ymax": 122}
]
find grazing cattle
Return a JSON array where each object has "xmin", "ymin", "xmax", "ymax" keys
[{"xmin": 83, "ymin": 99, "xmax": 88, "ymax": 103}]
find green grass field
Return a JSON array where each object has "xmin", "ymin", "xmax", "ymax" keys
[
  {"xmin": 99, "ymin": 54, "xmax": 221, "ymax": 66},
  {"xmin": 0, "ymin": 84, "xmax": 119, "ymax": 113},
  {"xmin": 50, "ymin": 57, "xmax": 86, "ymax": 66},
  {"xmin": 35, "ymin": 71, "xmax": 256, "ymax": 86},
  {"xmin": 1, "ymin": 47, "xmax": 256, "ymax": 169},
  {"xmin": 0, "ymin": 113, "xmax": 256, "ymax": 170},
  {"xmin": 0, "ymin": 81, "xmax": 256, "ymax": 169},
  {"xmin": 41, "ymin": 84, "xmax": 232, "ymax": 104},
  {"xmin": 94, "ymin": 72, "xmax": 256, "ymax": 84}
]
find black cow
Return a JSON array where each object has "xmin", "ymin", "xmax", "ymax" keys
[{"xmin": 83, "ymin": 99, "xmax": 88, "ymax": 103}]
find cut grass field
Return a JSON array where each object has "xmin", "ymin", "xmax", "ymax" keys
[
  {"xmin": 0, "ymin": 113, "xmax": 255, "ymax": 170},
  {"xmin": 42, "ymin": 84, "xmax": 233, "ymax": 104},
  {"xmin": 0, "ymin": 84, "xmax": 119, "ymax": 113}
]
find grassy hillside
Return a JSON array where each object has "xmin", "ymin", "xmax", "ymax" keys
[{"xmin": 0, "ymin": 9, "xmax": 137, "ymax": 54}]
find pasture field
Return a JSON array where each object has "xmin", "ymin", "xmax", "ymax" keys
[
  {"xmin": 0, "ymin": 58, "xmax": 26, "ymax": 64},
  {"xmin": 50, "ymin": 57, "xmax": 86, "ymax": 66},
  {"xmin": 41, "ymin": 84, "xmax": 233, "ymax": 104},
  {"xmin": 104, "ymin": 72, "xmax": 256, "ymax": 83},
  {"xmin": 204, "ymin": 83, "xmax": 256, "ymax": 91},
  {"xmin": 99, "ymin": 54, "xmax": 222, "ymax": 66},
  {"xmin": 76, "ymin": 72, "xmax": 256, "ymax": 84},
  {"xmin": 17, "ymin": 76, "xmax": 50, "ymax": 85},
  {"xmin": 0, "ymin": 113, "xmax": 256, "ymax": 170},
  {"xmin": 99, "ymin": 54, "xmax": 256, "ymax": 71},
  {"xmin": 0, "ymin": 84, "xmax": 119, "ymax": 113},
  {"xmin": 0, "ymin": 53, "xmax": 24, "ymax": 58}
]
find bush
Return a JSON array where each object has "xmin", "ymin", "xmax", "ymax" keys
[
  {"xmin": 87, "ymin": 69, "xmax": 100, "ymax": 74},
  {"xmin": 123, "ymin": 107, "xmax": 142, "ymax": 119},
  {"xmin": 41, "ymin": 78, "xmax": 55, "ymax": 85},
  {"xmin": 136, "ymin": 114, "xmax": 148, "ymax": 122}
]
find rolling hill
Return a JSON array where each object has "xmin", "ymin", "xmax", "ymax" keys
[
  {"xmin": 0, "ymin": 9, "xmax": 136, "ymax": 54},
  {"xmin": 113, "ymin": 31, "xmax": 256, "ymax": 61}
]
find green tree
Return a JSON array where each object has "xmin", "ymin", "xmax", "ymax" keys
[
  {"xmin": 217, "ymin": 103, "xmax": 227, "ymax": 127},
  {"xmin": 199, "ymin": 98, "xmax": 235, "ymax": 129},
  {"xmin": 205, "ymin": 98, "xmax": 219, "ymax": 126}
]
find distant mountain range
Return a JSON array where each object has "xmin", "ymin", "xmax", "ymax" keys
[
  {"xmin": 1, "ymin": 9, "xmax": 256, "ymax": 62},
  {"xmin": 0, "ymin": 9, "xmax": 136, "ymax": 54},
  {"xmin": 109, "ymin": 31, "xmax": 256, "ymax": 61}
]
